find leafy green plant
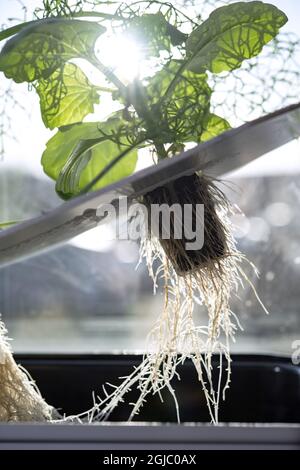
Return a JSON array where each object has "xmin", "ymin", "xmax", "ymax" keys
[{"xmin": 0, "ymin": 1, "xmax": 287, "ymax": 199}]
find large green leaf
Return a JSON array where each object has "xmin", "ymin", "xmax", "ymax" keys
[
  {"xmin": 124, "ymin": 13, "xmax": 186, "ymax": 58},
  {"xmin": 36, "ymin": 63, "xmax": 100, "ymax": 129},
  {"xmin": 0, "ymin": 21, "xmax": 35, "ymax": 42},
  {"xmin": 42, "ymin": 119, "xmax": 138, "ymax": 198},
  {"xmin": 200, "ymin": 113, "xmax": 231, "ymax": 142},
  {"xmin": 0, "ymin": 18, "xmax": 105, "ymax": 83},
  {"xmin": 145, "ymin": 60, "xmax": 212, "ymax": 145},
  {"xmin": 186, "ymin": 1, "xmax": 287, "ymax": 74}
]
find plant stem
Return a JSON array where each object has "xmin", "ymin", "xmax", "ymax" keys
[
  {"xmin": 91, "ymin": 57, "xmax": 167, "ymax": 160},
  {"xmin": 95, "ymin": 85, "xmax": 116, "ymax": 93},
  {"xmin": 154, "ymin": 141, "xmax": 168, "ymax": 160},
  {"xmin": 90, "ymin": 56, "xmax": 128, "ymax": 97},
  {"xmin": 127, "ymin": 1, "xmax": 197, "ymax": 26}
]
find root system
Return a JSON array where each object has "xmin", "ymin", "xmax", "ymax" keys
[{"xmin": 66, "ymin": 174, "xmax": 265, "ymax": 424}]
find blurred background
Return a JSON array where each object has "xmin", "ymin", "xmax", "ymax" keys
[{"xmin": 0, "ymin": 0, "xmax": 300, "ymax": 354}]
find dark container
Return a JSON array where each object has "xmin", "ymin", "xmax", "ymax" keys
[{"xmin": 16, "ymin": 354, "xmax": 300, "ymax": 423}]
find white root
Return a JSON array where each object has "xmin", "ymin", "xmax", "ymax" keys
[
  {"xmin": 0, "ymin": 320, "xmax": 55, "ymax": 422},
  {"xmin": 0, "ymin": 176, "xmax": 265, "ymax": 424},
  {"xmin": 66, "ymin": 176, "xmax": 264, "ymax": 425}
]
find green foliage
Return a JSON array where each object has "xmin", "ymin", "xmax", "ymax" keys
[
  {"xmin": 35, "ymin": 63, "xmax": 100, "ymax": 129},
  {"xmin": 0, "ymin": 18, "xmax": 105, "ymax": 82},
  {"xmin": 145, "ymin": 60, "xmax": 212, "ymax": 145},
  {"xmin": 41, "ymin": 119, "xmax": 138, "ymax": 198},
  {"xmin": 0, "ymin": 22, "xmax": 35, "ymax": 43},
  {"xmin": 38, "ymin": 0, "xmax": 84, "ymax": 18},
  {"xmin": 200, "ymin": 113, "xmax": 231, "ymax": 142},
  {"xmin": 186, "ymin": 1, "xmax": 287, "ymax": 73},
  {"xmin": 0, "ymin": 1, "xmax": 288, "ymax": 198},
  {"xmin": 124, "ymin": 12, "xmax": 187, "ymax": 57}
]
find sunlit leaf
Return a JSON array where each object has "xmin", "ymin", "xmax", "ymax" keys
[
  {"xmin": 42, "ymin": 119, "xmax": 138, "ymax": 198},
  {"xmin": 124, "ymin": 12, "xmax": 186, "ymax": 57},
  {"xmin": 0, "ymin": 18, "xmax": 105, "ymax": 83},
  {"xmin": 165, "ymin": 21, "xmax": 188, "ymax": 47},
  {"xmin": 186, "ymin": 1, "xmax": 287, "ymax": 74},
  {"xmin": 145, "ymin": 60, "xmax": 211, "ymax": 145},
  {"xmin": 200, "ymin": 113, "xmax": 231, "ymax": 142},
  {"xmin": 36, "ymin": 63, "xmax": 100, "ymax": 129},
  {"xmin": 0, "ymin": 21, "xmax": 34, "ymax": 42}
]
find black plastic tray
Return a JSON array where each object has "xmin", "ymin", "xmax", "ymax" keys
[{"xmin": 15, "ymin": 353, "xmax": 300, "ymax": 423}]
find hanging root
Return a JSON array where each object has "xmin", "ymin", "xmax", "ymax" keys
[
  {"xmin": 66, "ymin": 174, "xmax": 265, "ymax": 425},
  {"xmin": 0, "ymin": 320, "xmax": 56, "ymax": 421}
]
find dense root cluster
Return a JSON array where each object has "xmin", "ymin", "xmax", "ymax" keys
[{"xmin": 0, "ymin": 321, "xmax": 54, "ymax": 422}]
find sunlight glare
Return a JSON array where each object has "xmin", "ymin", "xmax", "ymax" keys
[
  {"xmin": 96, "ymin": 35, "xmax": 142, "ymax": 83},
  {"xmin": 70, "ymin": 224, "xmax": 115, "ymax": 252}
]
